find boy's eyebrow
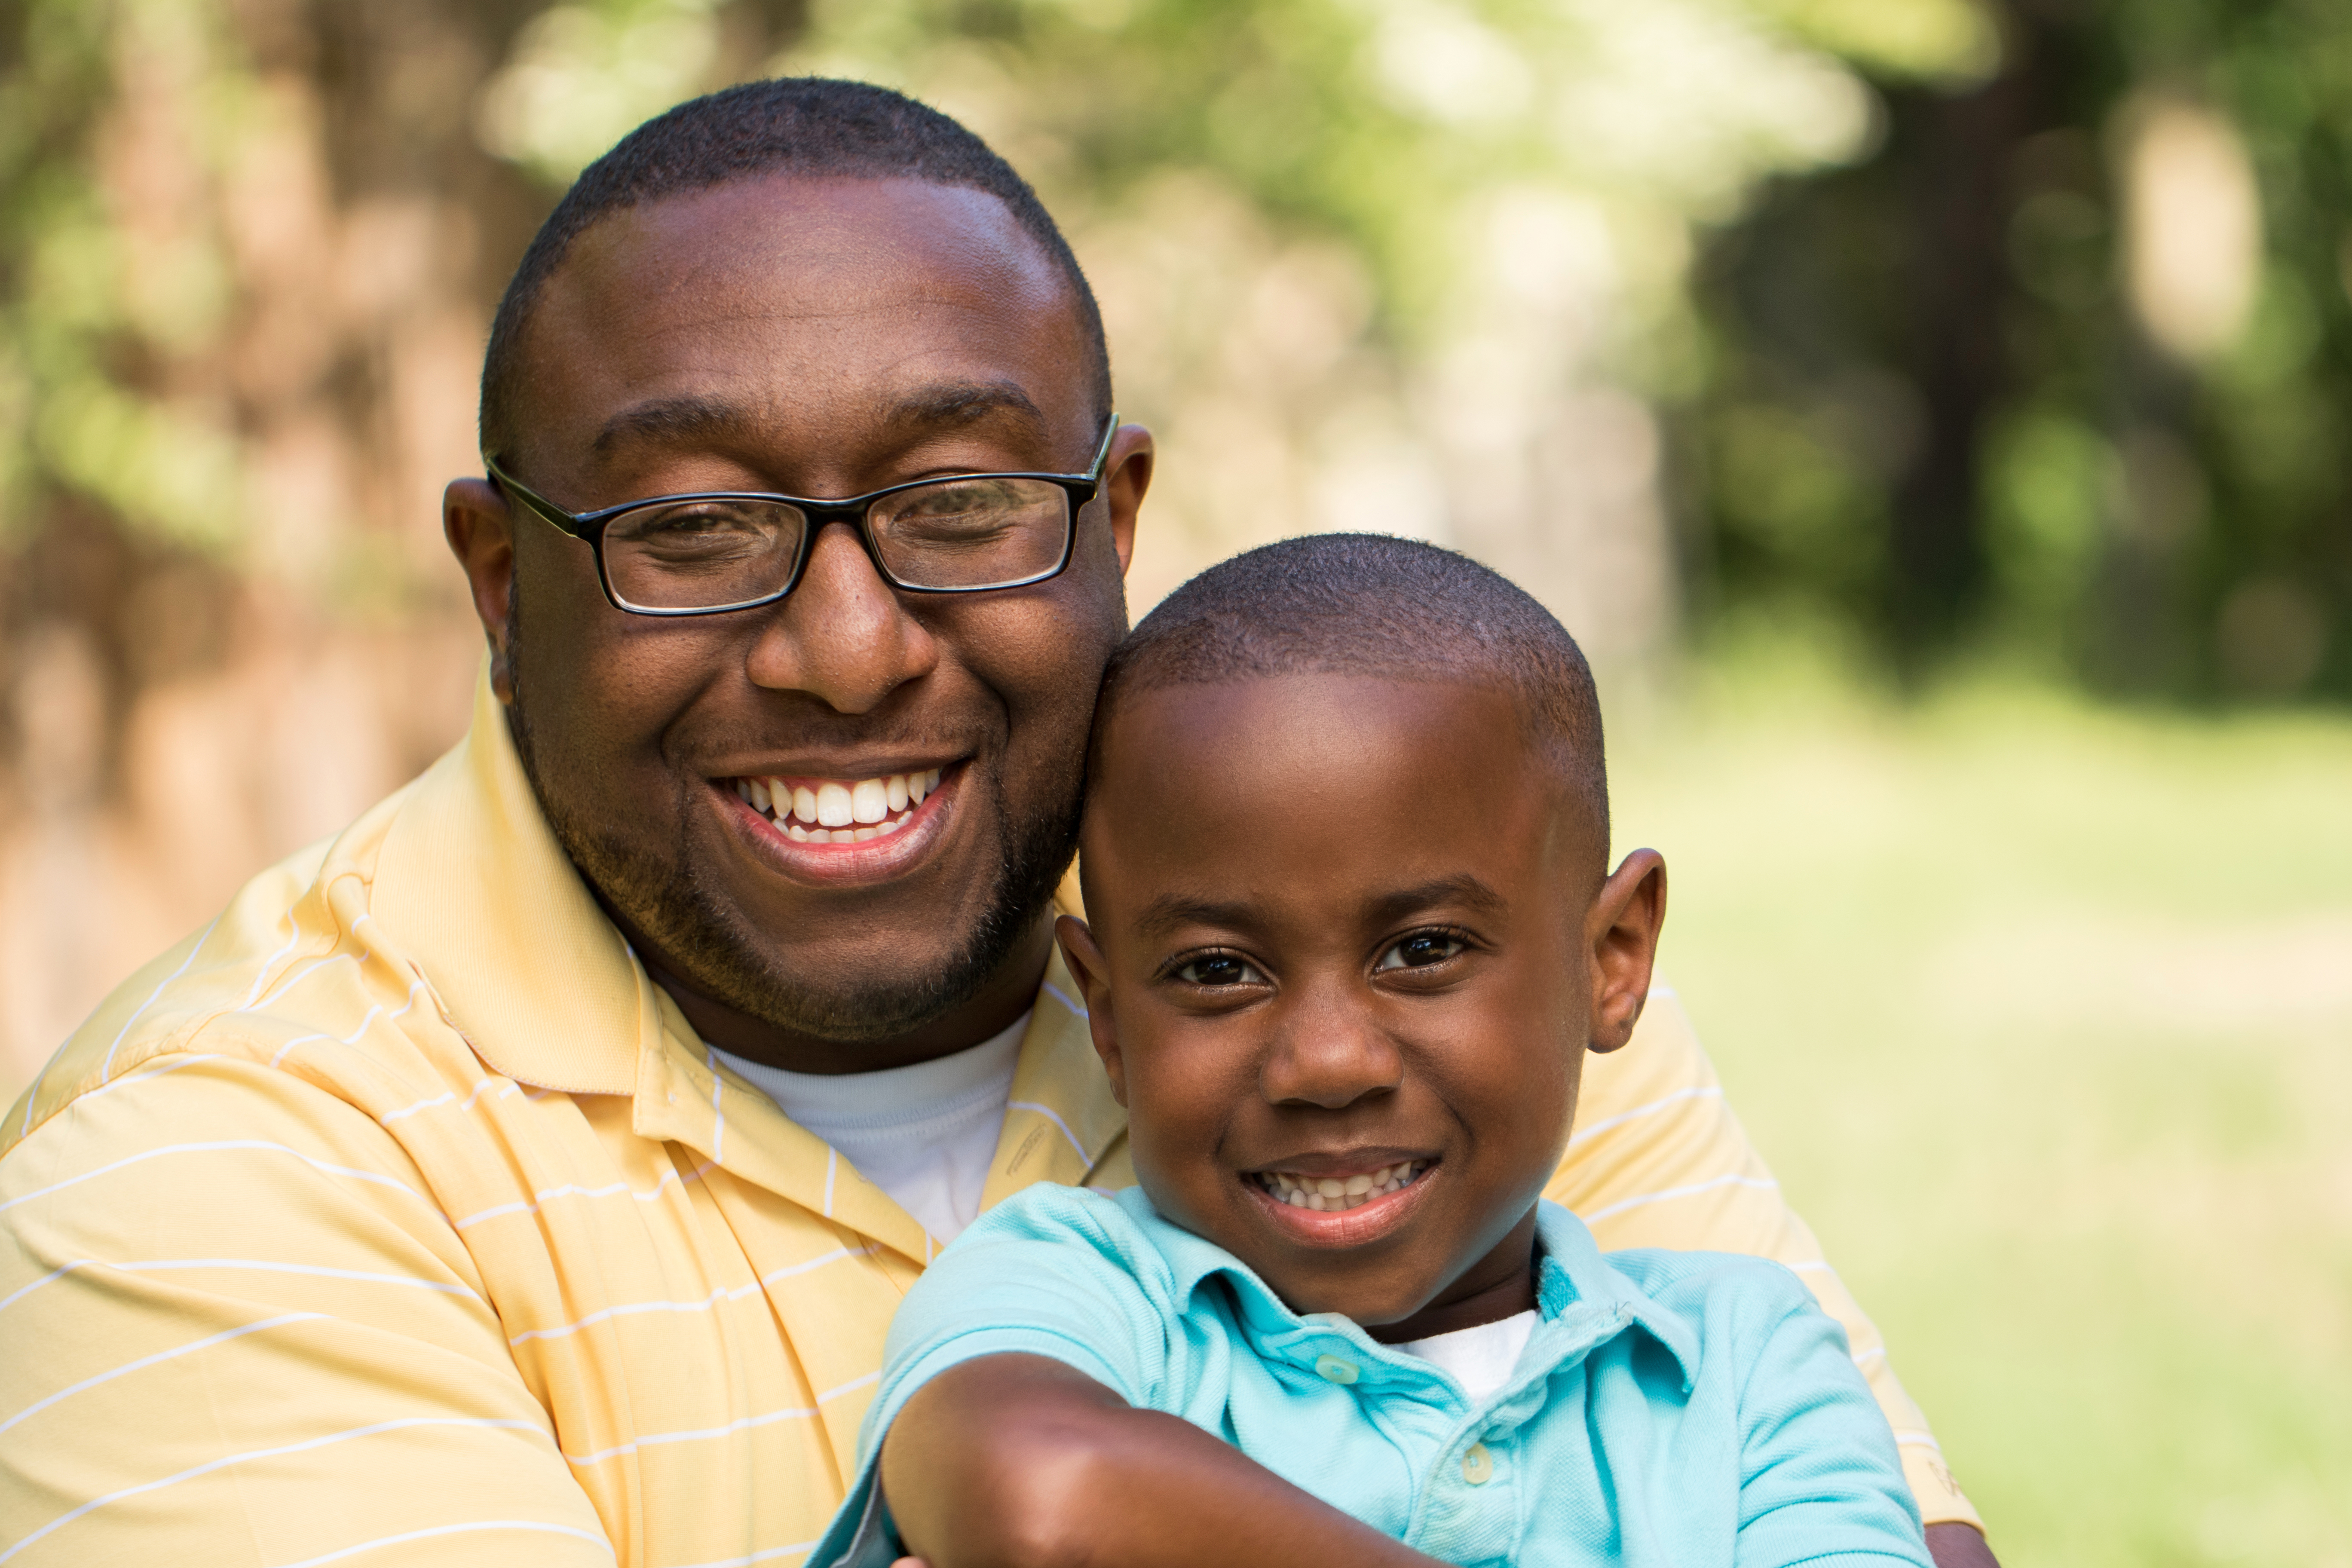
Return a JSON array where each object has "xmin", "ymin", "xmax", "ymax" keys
[
  {"xmin": 1132, "ymin": 875, "xmax": 1507, "ymax": 943},
  {"xmin": 1364, "ymin": 875, "xmax": 1508, "ymax": 925},
  {"xmin": 1133, "ymin": 894, "xmax": 1259, "ymax": 943}
]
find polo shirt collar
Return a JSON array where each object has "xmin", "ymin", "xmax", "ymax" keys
[
  {"xmin": 1137, "ymin": 1195, "xmax": 1703, "ymax": 1393},
  {"xmin": 371, "ymin": 665, "xmax": 645, "ymax": 1095},
  {"xmin": 1529, "ymin": 1201, "xmax": 1702, "ymax": 1391},
  {"xmin": 370, "ymin": 665, "xmax": 1129, "ymax": 1258}
]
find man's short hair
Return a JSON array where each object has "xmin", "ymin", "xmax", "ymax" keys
[
  {"xmin": 1094, "ymin": 533, "xmax": 1609, "ymax": 848},
  {"xmin": 479, "ymin": 77, "xmax": 1112, "ymax": 459}
]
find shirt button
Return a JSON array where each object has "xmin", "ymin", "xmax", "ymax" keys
[
  {"xmin": 1312, "ymin": 1354, "xmax": 1360, "ymax": 1385},
  {"xmin": 1461, "ymin": 1443, "xmax": 1494, "ymax": 1485}
]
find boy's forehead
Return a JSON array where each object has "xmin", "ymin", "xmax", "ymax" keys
[
  {"xmin": 1088, "ymin": 672, "xmax": 1601, "ymax": 888},
  {"xmin": 1101, "ymin": 672, "xmax": 1553, "ymax": 792}
]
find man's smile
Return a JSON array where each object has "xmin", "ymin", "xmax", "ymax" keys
[
  {"xmin": 730, "ymin": 766, "xmax": 946, "ymax": 842},
  {"xmin": 717, "ymin": 761, "xmax": 968, "ymax": 884}
]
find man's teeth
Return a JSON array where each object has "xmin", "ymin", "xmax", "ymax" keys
[
  {"xmin": 732, "ymin": 769, "xmax": 941, "ymax": 843},
  {"xmin": 1257, "ymin": 1162, "xmax": 1429, "ymax": 1213}
]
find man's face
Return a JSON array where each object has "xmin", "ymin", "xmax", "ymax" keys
[
  {"xmin": 1063, "ymin": 674, "xmax": 1660, "ymax": 1335},
  {"xmin": 449, "ymin": 176, "xmax": 1148, "ymax": 1069}
]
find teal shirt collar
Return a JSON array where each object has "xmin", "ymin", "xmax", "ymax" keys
[{"xmin": 1134, "ymin": 1196, "xmax": 1703, "ymax": 1397}]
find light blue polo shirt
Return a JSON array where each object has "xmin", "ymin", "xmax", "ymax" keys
[{"xmin": 812, "ymin": 1187, "xmax": 1930, "ymax": 1568}]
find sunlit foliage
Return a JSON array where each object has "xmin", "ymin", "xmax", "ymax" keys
[{"xmin": 1687, "ymin": 0, "xmax": 2352, "ymax": 698}]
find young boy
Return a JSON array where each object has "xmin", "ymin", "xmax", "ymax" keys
[{"xmin": 810, "ymin": 535, "xmax": 1930, "ymax": 1568}]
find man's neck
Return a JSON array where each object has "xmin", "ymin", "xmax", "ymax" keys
[{"xmin": 628, "ymin": 915, "xmax": 1057, "ymax": 1077}]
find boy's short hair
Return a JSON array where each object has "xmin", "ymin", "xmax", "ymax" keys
[{"xmin": 1095, "ymin": 533, "xmax": 1608, "ymax": 850}]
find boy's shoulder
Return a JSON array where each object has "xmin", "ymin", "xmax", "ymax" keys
[
  {"xmin": 1600, "ymin": 1241, "xmax": 1818, "ymax": 1308},
  {"xmin": 960, "ymin": 1178, "xmax": 1157, "ymax": 1251},
  {"xmin": 931, "ymin": 1182, "xmax": 1197, "ymax": 1300},
  {"xmin": 1536, "ymin": 1200, "xmax": 1835, "ymax": 1364}
]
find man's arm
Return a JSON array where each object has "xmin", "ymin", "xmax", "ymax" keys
[
  {"xmin": 1556, "ymin": 986, "xmax": 1996, "ymax": 1568},
  {"xmin": 880, "ymin": 1353, "xmax": 1442, "ymax": 1568},
  {"xmin": 0, "ymin": 1054, "xmax": 608, "ymax": 1566}
]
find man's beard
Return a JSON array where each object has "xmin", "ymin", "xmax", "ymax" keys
[{"xmin": 502, "ymin": 599, "xmax": 1081, "ymax": 1047}]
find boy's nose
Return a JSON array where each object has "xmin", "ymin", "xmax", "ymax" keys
[{"xmin": 1258, "ymin": 997, "xmax": 1404, "ymax": 1110}]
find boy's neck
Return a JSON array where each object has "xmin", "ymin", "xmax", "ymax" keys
[{"xmin": 1363, "ymin": 1207, "xmax": 1540, "ymax": 1344}]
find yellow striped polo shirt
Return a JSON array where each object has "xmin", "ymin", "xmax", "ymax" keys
[{"xmin": 0, "ymin": 672, "xmax": 1977, "ymax": 1567}]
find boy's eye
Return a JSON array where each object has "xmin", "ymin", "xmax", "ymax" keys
[
  {"xmin": 1173, "ymin": 952, "xmax": 1265, "ymax": 987},
  {"xmin": 1375, "ymin": 931, "xmax": 1466, "ymax": 972}
]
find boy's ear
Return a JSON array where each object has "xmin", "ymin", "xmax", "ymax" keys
[
  {"xmin": 1585, "ymin": 849, "xmax": 1666, "ymax": 1054},
  {"xmin": 1054, "ymin": 915, "xmax": 1127, "ymax": 1106}
]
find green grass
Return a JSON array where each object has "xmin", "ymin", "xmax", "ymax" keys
[{"xmin": 1609, "ymin": 649, "xmax": 2352, "ymax": 1568}]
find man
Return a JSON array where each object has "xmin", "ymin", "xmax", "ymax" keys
[{"xmin": 0, "ymin": 80, "xmax": 1994, "ymax": 1567}]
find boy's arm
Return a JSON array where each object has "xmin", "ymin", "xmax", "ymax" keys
[
  {"xmin": 880, "ymin": 1354, "xmax": 1444, "ymax": 1568},
  {"xmin": 1555, "ymin": 986, "xmax": 1986, "ymax": 1545}
]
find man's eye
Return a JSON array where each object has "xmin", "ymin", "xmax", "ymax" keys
[
  {"xmin": 1174, "ymin": 953, "xmax": 1265, "ymax": 987},
  {"xmin": 1375, "ymin": 931, "xmax": 1466, "ymax": 972}
]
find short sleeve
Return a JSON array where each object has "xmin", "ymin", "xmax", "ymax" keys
[{"xmin": 1733, "ymin": 1279, "xmax": 1932, "ymax": 1568}]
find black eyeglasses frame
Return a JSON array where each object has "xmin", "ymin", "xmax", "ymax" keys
[{"xmin": 482, "ymin": 412, "xmax": 1121, "ymax": 618}]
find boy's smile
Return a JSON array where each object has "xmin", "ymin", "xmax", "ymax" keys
[{"xmin": 1061, "ymin": 673, "xmax": 1664, "ymax": 1340}]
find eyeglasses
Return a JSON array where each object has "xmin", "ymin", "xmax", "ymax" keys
[{"xmin": 484, "ymin": 413, "xmax": 1119, "ymax": 617}]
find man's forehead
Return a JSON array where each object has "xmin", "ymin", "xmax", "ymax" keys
[
  {"xmin": 550, "ymin": 173, "xmax": 1068, "ymax": 325},
  {"xmin": 513, "ymin": 173, "xmax": 1090, "ymax": 470}
]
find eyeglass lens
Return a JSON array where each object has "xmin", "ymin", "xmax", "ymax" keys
[{"xmin": 599, "ymin": 476, "xmax": 1075, "ymax": 611}]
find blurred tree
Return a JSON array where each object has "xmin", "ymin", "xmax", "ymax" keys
[
  {"xmin": 753, "ymin": 0, "xmax": 1986, "ymax": 660},
  {"xmin": 1684, "ymin": 0, "xmax": 2351, "ymax": 699},
  {"xmin": 5, "ymin": 0, "xmax": 2335, "ymax": 1079},
  {"xmin": 0, "ymin": 0, "xmax": 804, "ymax": 1078}
]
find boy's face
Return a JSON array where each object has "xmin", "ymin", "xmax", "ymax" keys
[{"xmin": 1061, "ymin": 673, "xmax": 1664, "ymax": 1336}]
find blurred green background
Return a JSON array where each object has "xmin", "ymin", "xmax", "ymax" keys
[{"xmin": 0, "ymin": 0, "xmax": 2345, "ymax": 1561}]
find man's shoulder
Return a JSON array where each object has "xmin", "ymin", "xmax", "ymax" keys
[{"xmin": 3, "ymin": 774, "xmax": 471, "ymax": 1156}]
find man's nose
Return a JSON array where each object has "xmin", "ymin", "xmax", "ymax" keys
[
  {"xmin": 1259, "ymin": 991, "xmax": 1404, "ymax": 1111},
  {"xmin": 744, "ymin": 521, "xmax": 938, "ymax": 713}
]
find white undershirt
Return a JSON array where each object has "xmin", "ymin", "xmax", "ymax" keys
[
  {"xmin": 712, "ymin": 1011, "xmax": 1029, "ymax": 1245},
  {"xmin": 1393, "ymin": 1309, "xmax": 1540, "ymax": 1404}
]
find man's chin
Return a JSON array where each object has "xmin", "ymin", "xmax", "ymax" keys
[
  {"xmin": 620, "ymin": 876, "xmax": 1046, "ymax": 1044},
  {"xmin": 552, "ymin": 814, "xmax": 1068, "ymax": 1051},
  {"xmin": 512, "ymin": 712, "xmax": 1078, "ymax": 1053}
]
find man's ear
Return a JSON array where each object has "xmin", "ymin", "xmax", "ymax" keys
[
  {"xmin": 1101, "ymin": 424, "xmax": 1153, "ymax": 579},
  {"xmin": 1055, "ymin": 914, "xmax": 1127, "ymax": 1106},
  {"xmin": 445, "ymin": 477, "xmax": 520, "ymax": 704},
  {"xmin": 1585, "ymin": 849, "xmax": 1667, "ymax": 1054}
]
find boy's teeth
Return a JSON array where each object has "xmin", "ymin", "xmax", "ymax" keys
[
  {"xmin": 1258, "ymin": 1161, "xmax": 1428, "ymax": 1213},
  {"xmin": 739, "ymin": 770, "xmax": 943, "ymax": 842}
]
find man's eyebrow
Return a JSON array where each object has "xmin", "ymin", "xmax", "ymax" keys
[
  {"xmin": 882, "ymin": 381, "xmax": 1048, "ymax": 435},
  {"xmin": 591, "ymin": 395, "xmax": 758, "ymax": 458}
]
